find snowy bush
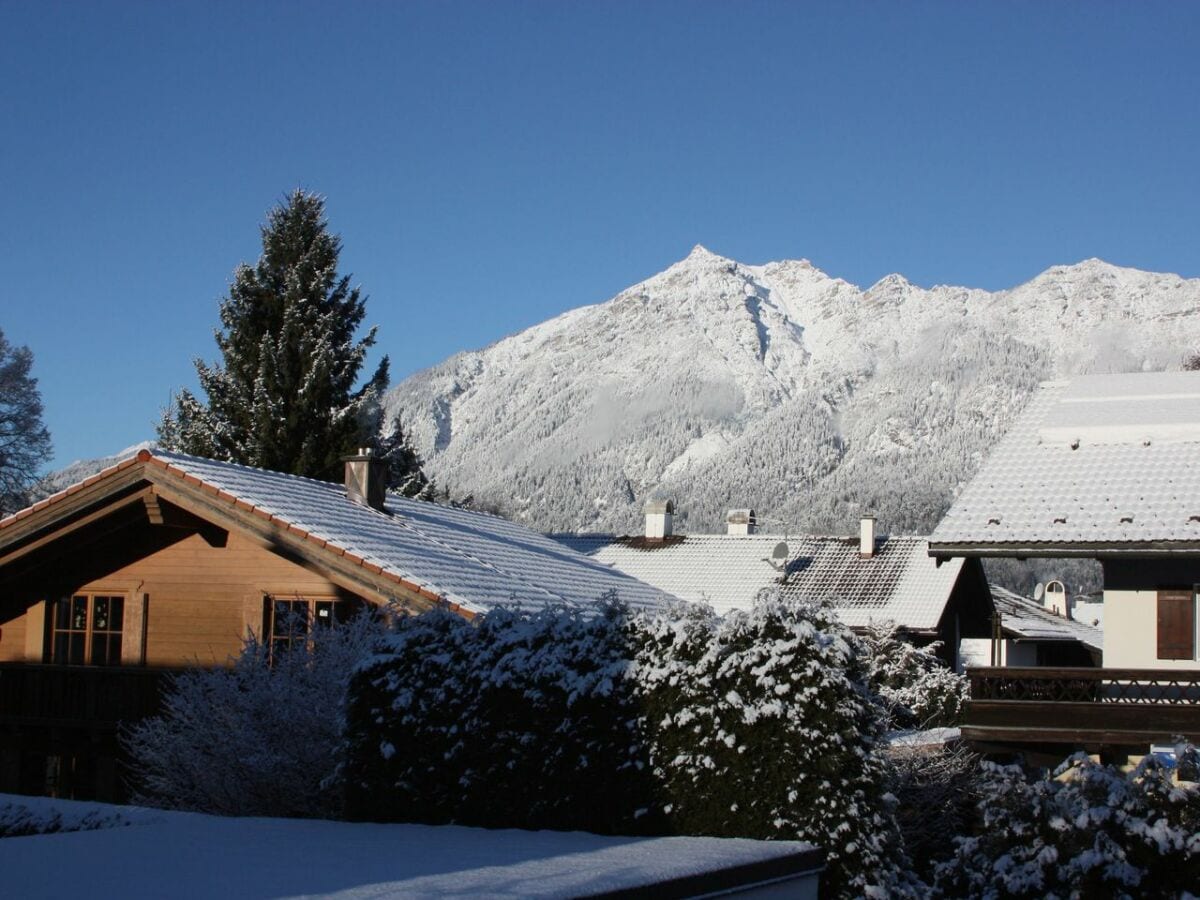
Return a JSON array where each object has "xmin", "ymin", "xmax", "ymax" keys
[
  {"xmin": 345, "ymin": 593, "xmax": 918, "ymax": 899},
  {"xmin": 881, "ymin": 741, "xmax": 981, "ymax": 883},
  {"xmin": 123, "ymin": 609, "xmax": 387, "ymax": 818},
  {"xmin": 933, "ymin": 745, "xmax": 1200, "ymax": 899},
  {"xmin": 861, "ymin": 621, "xmax": 967, "ymax": 730},
  {"xmin": 345, "ymin": 596, "xmax": 652, "ymax": 834},
  {"xmin": 0, "ymin": 801, "xmax": 128, "ymax": 838},
  {"xmin": 634, "ymin": 594, "xmax": 918, "ymax": 898}
]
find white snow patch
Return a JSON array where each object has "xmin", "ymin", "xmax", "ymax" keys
[{"xmin": 0, "ymin": 794, "xmax": 816, "ymax": 900}]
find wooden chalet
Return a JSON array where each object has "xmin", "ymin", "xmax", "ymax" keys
[{"xmin": 0, "ymin": 449, "xmax": 667, "ymax": 801}]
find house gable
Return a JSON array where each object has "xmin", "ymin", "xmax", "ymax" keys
[{"xmin": 0, "ymin": 458, "xmax": 449, "ymax": 666}]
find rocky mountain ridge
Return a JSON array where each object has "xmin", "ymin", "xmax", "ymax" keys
[{"xmin": 383, "ymin": 247, "xmax": 1200, "ymax": 539}]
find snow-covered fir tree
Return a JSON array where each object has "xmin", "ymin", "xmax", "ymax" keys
[
  {"xmin": 861, "ymin": 621, "xmax": 968, "ymax": 730},
  {"xmin": 158, "ymin": 190, "xmax": 427, "ymax": 491}
]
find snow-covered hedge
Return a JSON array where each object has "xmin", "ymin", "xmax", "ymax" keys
[
  {"xmin": 346, "ymin": 599, "xmax": 648, "ymax": 835},
  {"xmin": 345, "ymin": 593, "xmax": 917, "ymax": 899},
  {"xmin": 933, "ymin": 746, "xmax": 1200, "ymax": 898},
  {"xmin": 123, "ymin": 610, "xmax": 388, "ymax": 818},
  {"xmin": 861, "ymin": 621, "xmax": 967, "ymax": 730}
]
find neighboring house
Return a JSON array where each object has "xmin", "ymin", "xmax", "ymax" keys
[
  {"xmin": 929, "ymin": 372, "xmax": 1200, "ymax": 670},
  {"xmin": 959, "ymin": 585, "xmax": 1103, "ymax": 669},
  {"xmin": 553, "ymin": 507, "xmax": 993, "ymax": 669},
  {"xmin": 0, "ymin": 448, "xmax": 668, "ymax": 799},
  {"xmin": 928, "ymin": 372, "xmax": 1200, "ymax": 751}
]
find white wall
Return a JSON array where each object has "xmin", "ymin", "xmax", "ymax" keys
[
  {"xmin": 1104, "ymin": 588, "xmax": 1200, "ymax": 669},
  {"xmin": 959, "ymin": 637, "xmax": 1038, "ymax": 668},
  {"xmin": 1073, "ymin": 598, "xmax": 1104, "ymax": 628}
]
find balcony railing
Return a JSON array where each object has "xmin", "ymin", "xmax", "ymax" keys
[
  {"xmin": 0, "ymin": 663, "xmax": 175, "ymax": 730},
  {"xmin": 965, "ymin": 667, "xmax": 1200, "ymax": 747}
]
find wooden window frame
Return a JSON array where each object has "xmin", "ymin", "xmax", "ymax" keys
[
  {"xmin": 263, "ymin": 594, "xmax": 343, "ymax": 660},
  {"xmin": 49, "ymin": 593, "xmax": 127, "ymax": 667},
  {"xmin": 1157, "ymin": 587, "xmax": 1197, "ymax": 661}
]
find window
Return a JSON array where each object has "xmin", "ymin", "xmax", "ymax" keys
[
  {"xmin": 51, "ymin": 594, "xmax": 124, "ymax": 666},
  {"xmin": 266, "ymin": 596, "xmax": 341, "ymax": 659},
  {"xmin": 1157, "ymin": 589, "xmax": 1196, "ymax": 661}
]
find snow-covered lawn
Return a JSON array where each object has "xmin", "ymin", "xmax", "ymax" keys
[{"xmin": 0, "ymin": 794, "xmax": 818, "ymax": 899}]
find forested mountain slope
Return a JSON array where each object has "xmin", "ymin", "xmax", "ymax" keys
[{"xmin": 385, "ymin": 246, "xmax": 1200, "ymax": 541}]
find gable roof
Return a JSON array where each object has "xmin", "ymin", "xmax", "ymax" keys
[
  {"xmin": 990, "ymin": 585, "xmax": 1104, "ymax": 653},
  {"xmin": 0, "ymin": 450, "xmax": 670, "ymax": 616},
  {"xmin": 930, "ymin": 372, "xmax": 1200, "ymax": 556},
  {"xmin": 551, "ymin": 533, "xmax": 965, "ymax": 632}
]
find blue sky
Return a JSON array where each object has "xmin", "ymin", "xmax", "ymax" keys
[{"xmin": 3, "ymin": 1, "xmax": 1200, "ymax": 468}]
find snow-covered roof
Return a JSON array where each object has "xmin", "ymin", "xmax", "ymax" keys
[
  {"xmin": 551, "ymin": 532, "xmax": 965, "ymax": 632},
  {"xmin": 930, "ymin": 372, "xmax": 1200, "ymax": 552},
  {"xmin": 989, "ymin": 585, "xmax": 1104, "ymax": 652},
  {"xmin": 0, "ymin": 450, "xmax": 670, "ymax": 616}
]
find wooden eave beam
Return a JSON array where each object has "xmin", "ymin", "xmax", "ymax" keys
[
  {"xmin": 0, "ymin": 502, "xmax": 156, "ymax": 586},
  {"xmin": 0, "ymin": 465, "xmax": 150, "ymax": 553},
  {"xmin": 144, "ymin": 489, "xmax": 228, "ymax": 544},
  {"xmin": 929, "ymin": 540, "xmax": 1200, "ymax": 560},
  {"xmin": 143, "ymin": 493, "xmax": 164, "ymax": 525},
  {"xmin": 0, "ymin": 488, "xmax": 154, "ymax": 569}
]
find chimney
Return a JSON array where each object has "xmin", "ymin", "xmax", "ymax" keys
[
  {"xmin": 1044, "ymin": 580, "xmax": 1071, "ymax": 620},
  {"xmin": 644, "ymin": 499, "xmax": 674, "ymax": 540},
  {"xmin": 859, "ymin": 515, "xmax": 877, "ymax": 558},
  {"xmin": 343, "ymin": 448, "xmax": 388, "ymax": 511},
  {"xmin": 726, "ymin": 509, "xmax": 756, "ymax": 535}
]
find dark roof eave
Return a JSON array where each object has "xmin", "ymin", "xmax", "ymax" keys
[{"xmin": 929, "ymin": 540, "xmax": 1200, "ymax": 559}]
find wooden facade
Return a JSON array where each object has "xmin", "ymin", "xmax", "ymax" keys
[{"xmin": 0, "ymin": 456, "xmax": 443, "ymax": 801}]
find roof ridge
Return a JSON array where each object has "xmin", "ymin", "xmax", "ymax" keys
[{"xmin": 149, "ymin": 448, "xmax": 347, "ymax": 493}]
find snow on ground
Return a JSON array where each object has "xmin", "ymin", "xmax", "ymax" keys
[{"xmin": 0, "ymin": 794, "xmax": 815, "ymax": 899}]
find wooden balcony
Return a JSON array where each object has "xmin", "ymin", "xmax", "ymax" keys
[
  {"xmin": 965, "ymin": 666, "xmax": 1200, "ymax": 748},
  {"xmin": 0, "ymin": 663, "xmax": 174, "ymax": 730}
]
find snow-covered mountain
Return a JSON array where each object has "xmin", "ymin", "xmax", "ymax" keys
[
  {"xmin": 384, "ymin": 246, "xmax": 1200, "ymax": 537},
  {"xmin": 32, "ymin": 441, "xmax": 155, "ymax": 501}
]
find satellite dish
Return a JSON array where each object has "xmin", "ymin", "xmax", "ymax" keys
[
  {"xmin": 1033, "ymin": 583, "xmax": 1045, "ymax": 602},
  {"xmin": 765, "ymin": 541, "xmax": 790, "ymax": 574}
]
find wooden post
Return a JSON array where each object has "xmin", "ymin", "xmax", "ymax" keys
[
  {"xmin": 990, "ymin": 611, "xmax": 1002, "ymax": 667},
  {"xmin": 24, "ymin": 600, "xmax": 46, "ymax": 662},
  {"xmin": 121, "ymin": 594, "xmax": 148, "ymax": 665}
]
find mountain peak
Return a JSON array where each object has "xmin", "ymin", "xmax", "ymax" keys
[{"xmin": 682, "ymin": 244, "xmax": 734, "ymax": 266}]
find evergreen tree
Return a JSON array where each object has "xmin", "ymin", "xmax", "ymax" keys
[
  {"xmin": 159, "ymin": 190, "xmax": 426, "ymax": 490},
  {"xmin": 0, "ymin": 328, "xmax": 52, "ymax": 516},
  {"xmin": 376, "ymin": 412, "xmax": 434, "ymax": 499}
]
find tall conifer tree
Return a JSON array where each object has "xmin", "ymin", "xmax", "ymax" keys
[
  {"xmin": 160, "ymin": 190, "xmax": 428, "ymax": 490},
  {"xmin": 0, "ymin": 328, "xmax": 52, "ymax": 515}
]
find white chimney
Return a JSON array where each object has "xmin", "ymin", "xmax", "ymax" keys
[
  {"xmin": 644, "ymin": 499, "xmax": 674, "ymax": 540},
  {"xmin": 1044, "ymin": 580, "xmax": 1070, "ymax": 619},
  {"xmin": 344, "ymin": 448, "xmax": 388, "ymax": 511},
  {"xmin": 726, "ymin": 509, "xmax": 756, "ymax": 535},
  {"xmin": 859, "ymin": 515, "xmax": 877, "ymax": 558}
]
